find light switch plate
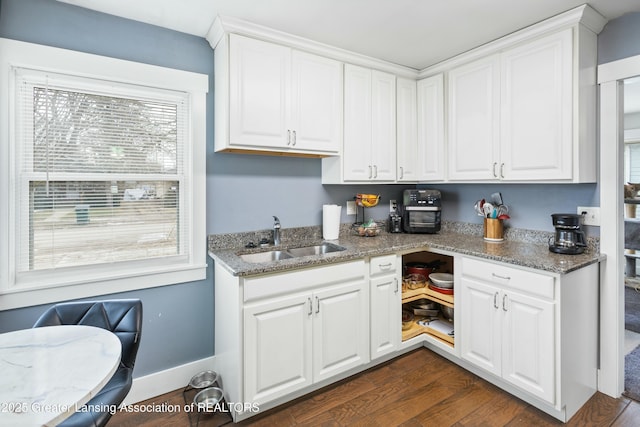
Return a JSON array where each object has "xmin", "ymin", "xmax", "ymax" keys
[
  {"xmin": 577, "ymin": 206, "xmax": 600, "ymax": 226},
  {"xmin": 389, "ymin": 200, "xmax": 397, "ymax": 212}
]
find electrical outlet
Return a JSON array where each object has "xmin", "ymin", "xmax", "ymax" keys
[
  {"xmin": 577, "ymin": 206, "xmax": 600, "ymax": 226},
  {"xmin": 389, "ymin": 199, "xmax": 397, "ymax": 213},
  {"xmin": 346, "ymin": 200, "xmax": 356, "ymax": 215}
]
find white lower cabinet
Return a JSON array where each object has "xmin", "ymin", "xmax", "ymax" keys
[
  {"xmin": 369, "ymin": 254, "xmax": 401, "ymax": 359},
  {"xmin": 460, "ymin": 272, "xmax": 554, "ymax": 403},
  {"xmin": 215, "ymin": 252, "xmax": 598, "ymax": 423},
  {"xmin": 240, "ymin": 260, "xmax": 368, "ymax": 407},
  {"xmin": 459, "ymin": 256, "xmax": 598, "ymax": 421}
]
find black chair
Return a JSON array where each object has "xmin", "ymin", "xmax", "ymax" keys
[{"xmin": 33, "ymin": 299, "xmax": 143, "ymax": 427}]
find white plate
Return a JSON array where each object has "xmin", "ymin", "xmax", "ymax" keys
[{"xmin": 429, "ymin": 273, "xmax": 454, "ymax": 288}]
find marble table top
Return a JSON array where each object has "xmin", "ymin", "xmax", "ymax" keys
[{"xmin": 0, "ymin": 325, "xmax": 121, "ymax": 426}]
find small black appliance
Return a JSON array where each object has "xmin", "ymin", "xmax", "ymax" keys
[
  {"xmin": 549, "ymin": 213, "xmax": 587, "ymax": 254},
  {"xmin": 402, "ymin": 189, "xmax": 441, "ymax": 233},
  {"xmin": 388, "ymin": 212, "xmax": 402, "ymax": 233}
]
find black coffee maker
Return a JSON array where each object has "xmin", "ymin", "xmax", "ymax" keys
[{"xmin": 549, "ymin": 213, "xmax": 587, "ymax": 254}]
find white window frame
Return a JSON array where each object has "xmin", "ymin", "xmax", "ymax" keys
[{"xmin": 0, "ymin": 38, "xmax": 208, "ymax": 310}]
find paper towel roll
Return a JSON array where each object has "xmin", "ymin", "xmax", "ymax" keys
[{"xmin": 322, "ymin": 204, "xmax": 342, "ymax": 240}]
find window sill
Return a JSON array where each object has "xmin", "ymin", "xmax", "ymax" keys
[{"xmin": 0, "ymin": 263, "xmax": 208, "ymax": 310}]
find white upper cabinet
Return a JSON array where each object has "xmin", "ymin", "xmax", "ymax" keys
[
  {"xmin": 417, "ymin": 74, "xmax": 445, "ymax": 181},
  {"xmin": 218, "ymin": 34, "xmax": 342, "ymax": 156},
  {"xmin": 448, "ymin": 55, "xmax": 501, "ymax": 181},
  {"xmin": 324, "ymin": 64, "xmax": 396, "ymax": 183},
  {"xmin": 446, "ymin": 26, "xmax": 596, "ymax": 182},
  {"xmin": 396, "ymin": 77, "xmax": 418, "ymax": 182},
  {"xmin": 500, "ymin": 30, "xmax": 573, "ymax": 180}
]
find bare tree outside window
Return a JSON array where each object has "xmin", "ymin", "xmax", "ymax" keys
[{"xmin": 26, "ymin": 86, "xmax": 182, "ymax": 271}]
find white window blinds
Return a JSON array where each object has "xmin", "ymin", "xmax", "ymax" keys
[{"xmin": 14, "ymin": 68, "xmax": 189, "ymax": 273}]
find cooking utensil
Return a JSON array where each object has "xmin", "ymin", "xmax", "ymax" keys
[
  {"xmin": 474, "ymin": 199, "xmax": 485, "ymax": 216},
  {"xmin": 440, "ymin": 304, "xmax": 454, "ymax": 321},
  {"xmin": 404, "ymin": 273, "xmax": 427, "ymax": 290},
  {"xmin": 429, "ymin": 272, "xmax": 454, "ymax": 289},
  {"xmin": 483, "ymin": 202, "xmax": 494, "ymax": 218},
  {"xmin": 491, "ymin": 192, "xmax": 503, "ymax": 206},
  {"xmin": 429, "ymin": 283, "xmax": 454, "ymax": 295}
]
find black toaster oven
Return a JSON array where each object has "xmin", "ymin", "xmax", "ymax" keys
[{"xmin": 402, "ymin": 189, "xmax": 441, "ymax": 233}]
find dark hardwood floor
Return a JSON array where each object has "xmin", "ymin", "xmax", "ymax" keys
[{"xmin": 110, "ymin": 349, "xmax": 640, "ymax": 426}]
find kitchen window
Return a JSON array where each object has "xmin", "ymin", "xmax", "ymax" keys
[{"xmin": 0, "ymin": 38, "xmax": 208, "ymax": 309}]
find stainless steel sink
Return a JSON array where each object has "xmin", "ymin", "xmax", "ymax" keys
[
  {"xmin": 286, "ymin": 243, "xmax": 346, "ymax": 257},
  {"xmin": 238, "ymin": 243, "xmax": 346, "ymax": 263},
  {"xmin": 238, "ymin": 250, "xmax": 293, "ymax": 263}
]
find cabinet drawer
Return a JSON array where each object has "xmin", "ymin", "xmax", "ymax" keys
[
  {"xmin": 243, "ymin": 260, "xmax": 365, "ymax": 302},
  {"xmin": 369, "ymin": 254, "xmax": 397, "ymax": 276},
  {"xmin": 461, "ymin": 257, "xmax": 554, "ymax": 299}
]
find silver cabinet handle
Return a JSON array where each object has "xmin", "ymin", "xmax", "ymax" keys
[
  {"xmin": 368, "ymin": 165, "xmax": 373, "ymax": 179},
  {"xmin": 308, "ymin": 297, "xmax": 312, "ymax": 315},
  {"xmin": 378, "ymin": 262, "xmax": 393, "ymax": 270},
  {"xmin": 500, "ymin": 163, "xmax": 505, "ymax": 179},
  {"xmin": 492, "ymin": 273, "xmax": 511, "ymax": 281},
  {"xmin": 399, "ymin": 166, "xmax": 404, "ymax": 179},
  {"xmin": 494, "ymin": 292, "xmax": 499, "ymax": 309},
  {"xmin": 315, "ymin": 296, "xmax": 320, "ymax": 314},
  {"xmin": 292, "ymin": 130, "xmax": 296, "ymax": 146},
  {"xmin": 394, "ymin": 277, "xmax": 399, "ymax": 294},
  {"xmin": 502, "ymin": 294, "xmax": 508, "ymax": 312},
  {"xmin": 493, "ymin": 162, "xmax": 498, "ymax": 178},
  {"xmin": 287, "ymin": 130, "xmax": 292, "ymax": 146},
  {"xmin": 373, "ymin": 165, "xmax": 378, "ymax": 178}
]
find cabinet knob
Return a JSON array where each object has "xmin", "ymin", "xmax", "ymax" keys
[
  {"xmin": 394, "ymin": 277, "xmax": 399, "ymax": 294},
  {"xmin": 399, "ymin": 166, "xmax": 404, "ymax": 180},
  {"xmin": 502, "ymin": 294, "xmax": 508, "ymax": 311},
  {"xmin": 287, "ymin": 130, "xmax": 292, "ymax": 146},
  {"xmin": 292, "ymin": 130, "xmax": 297, "ymax": 146},
  {"xmin": 373, "ymin": 165, "xmax": 378, "ymax": 178},
  {"xmin": 368, "ymin": 165, "xmax": 373, "ymax": 179},
  {"xmin": 500, "ymin": 163, "xmax": 505, "ymax": 179},
  {"xmin": 493, "ymin": 162, "xmax": 498, "ymax": 178},
  {"xmin": 315, "ymin": 296, "xmax": 320, "ymax": 314},
  {"xmin": 307, "ymin": 297, "xmax": 312, "ymax": 315},
  {"xmin": 494, "ymin": 292, "xmax": 499, "ymax": 309}
]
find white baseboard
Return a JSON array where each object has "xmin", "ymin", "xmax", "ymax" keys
[{"xmin": 122, "ymin": 356, "xmax": 216, "ymax": 406}]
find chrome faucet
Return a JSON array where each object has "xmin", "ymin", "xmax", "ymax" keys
[{"xmin": 273, "ymin": 216, "xmax": 281, "ymax": 246}]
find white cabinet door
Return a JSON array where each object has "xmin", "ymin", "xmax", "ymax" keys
[
  {"xmin": 342, "ymin": 65, "xmax": 395, "ymax": 182},
  {"xmin": 370, "ymin": 274, "xmax": 401, "ymax": 359},
  {"xmin": 502, "ymin": 290, "xmax": 555, "ymax": 404},
  {"xmin": 313, "ymin": 280, "xmax": 369, "ymax": 382},
  {"xmin": 244, "ymin": 293, "xmax": 313, "ymax": 404},
  {"xmin": 417, "ymin": 74, "xmax": 445, "ymax": 181},
  {"xmin": 448, "ymin": 55, "xmax": 501, "ymax": 181},
  {"xmin": 229, "ymin": 34, "xmax": 290, "ymax": 149},
  {"xmin": 370, "ymin": 70, "xmax": 396, "ymax": 181},
  {"xmin": 343, "ymin": 64, "xmax": 373, "ymax": 181},
  {"xmin": 460, "ymin": 276, "xmax": 502, "ymax": 377},
  {"xmin": 396, "ymin": 77, "xmax": 418, "ymax": 182},
  {"xmin": 501, "ymin": 29, "xmax": 572, "ymax": 180},
  {"xmin": 291, "ymin": 51, "xmax": 343, "ymax": 153}
]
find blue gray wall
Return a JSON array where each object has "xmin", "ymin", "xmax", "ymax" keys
[
  {"xmin": 3, "ymin": 0, "xmax": 627, "ymax": 380},
  {"xmin": 598, "ymin": 12, "xmax": 640, "ymax": 65},
  {"xmin": 0, "ymin": 0, "xmax": 214, "ymax": 377}
]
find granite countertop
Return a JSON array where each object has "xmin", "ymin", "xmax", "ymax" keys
[{"xmin": 208, "ymin": 221, "xmax": 603, "ymax": 277}]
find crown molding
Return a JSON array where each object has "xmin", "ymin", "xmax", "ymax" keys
[
  {"xmin": 206, "ymin": 15, "xmax": 419, "ymax": 79},
  {"xmin": 418, "ymin": 4, "xmax": 607, "ymax": 78}
]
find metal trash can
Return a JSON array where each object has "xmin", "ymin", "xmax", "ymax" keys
[{"xmin": 74, "ymin": 204, "xmax": 90, "ymax": 225}]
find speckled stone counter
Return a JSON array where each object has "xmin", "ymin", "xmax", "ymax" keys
[{"xmin": 208, "ymin": 221, "xmax": 603, "ymax": 277}]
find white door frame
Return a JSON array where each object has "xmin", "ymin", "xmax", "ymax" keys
[{"xmin": 598, "ymin": 54, "xmax": 640, "ymax": 397}]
